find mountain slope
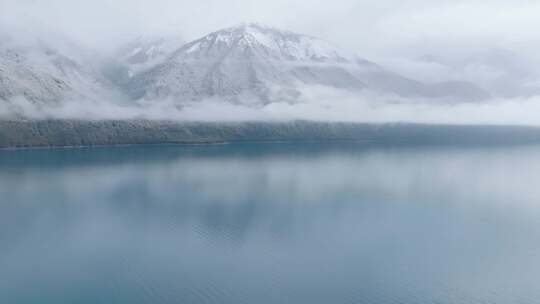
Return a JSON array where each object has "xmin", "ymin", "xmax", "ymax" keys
[
  {"xmin": 0, "ymin": 39, "xmax": 119, "ymax": 107},
  {"xmin": 102, "ymin": 34, "xmax": 186, "ymax": 94},
  {"xmin": 128, "ymin": 23, "xmax": 489, "ymax": 104},
  {"xmin": 127, "ymin": 23, "xmax": 370, "ymax": 103},
  {"xmin": 0, "ymin": 48, "xmax": 72, "ymax": 104}
]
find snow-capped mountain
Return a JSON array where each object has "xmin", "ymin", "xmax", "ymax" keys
[
  {"xmin": 126, "ymin": 23, "xmax": 368, "ymax": 103},
  {"xmin": 126, "ymin": 23, "xmax": 489, "ymax": 104},
  {"xmin": 0, "ymin": 38, "xmax": 119, "ymax": 106},
  {"xmin": 1, "ymin": 23, "xmax": 490, "ymax": 114},
  {"xmin": 0, "ymin": 47, "xmax": 70, "ymax": 104}
]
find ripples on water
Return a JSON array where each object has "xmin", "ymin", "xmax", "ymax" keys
[{"xmin": 1, "ymin": 142, "xmax": 540, "ymax": 304}]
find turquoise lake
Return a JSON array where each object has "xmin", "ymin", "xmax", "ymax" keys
[{"xmin": 1, "ymin": 142, "xmax": 540, "ymax": 303}]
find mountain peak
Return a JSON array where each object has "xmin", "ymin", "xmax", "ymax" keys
[
  {"xmin": 125, "ymin": 24, "xmax": 488, "ymax": 104},
  {"xmin": 181, "ymin": 23, "xmax": 354, "ymax": 63}
]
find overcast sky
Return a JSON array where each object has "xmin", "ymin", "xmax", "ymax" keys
[{"xmin": 2, "ymin": 0, "xmax": 540, "ymax": 59}]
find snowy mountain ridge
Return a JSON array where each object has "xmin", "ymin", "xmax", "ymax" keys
[
  {"xmin": 1, "ymin": 23, "xmax": 491, "ymax": 112},
  {"xmin": 125, "ymin": 23, "xmax": 488, "ymax": 104},
  {"xmin": 181, "ymin": 23, "xmax": 358, "ymax": 63},
  {"xmin": 0, "ymin": 36, "xmax": 124, "ymax": 112}
]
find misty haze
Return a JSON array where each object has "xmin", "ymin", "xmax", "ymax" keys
[{"xmin": 1, "ymin": 1, "xmax": 540, "ymax": 304}]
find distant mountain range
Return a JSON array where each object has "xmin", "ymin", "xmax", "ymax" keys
[
  {"xmin": 123, "ymin": 23, "xmax": 490, "ymax": 104},
  {"xmin": 1, "ymin": 23, "xmax": 496, "ymax": 110}
]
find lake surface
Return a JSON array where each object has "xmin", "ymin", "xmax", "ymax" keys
[{"xmin": 1, "ymin": 142, "xmax": 540, "ymax": 304}]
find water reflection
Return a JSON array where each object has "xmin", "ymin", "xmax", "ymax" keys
[{"xmin": 1, "ymin": 143, "xmax": 540, "ymax": 303}]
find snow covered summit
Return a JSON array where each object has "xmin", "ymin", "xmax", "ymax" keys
[
  {"xmin": 126, "ymin": 23, "xmax": 489, "ymax": 104},
  {"xmin": 183, "ymin": 23, "xmax": 357, "ymax": 63},
  {"xmin": 125, "ymin": 23, "xmax": 374, "ymax": 103}
]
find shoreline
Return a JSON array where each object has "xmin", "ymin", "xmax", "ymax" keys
[{"xmin": 2, "ymin": 120, "xmax": 540, "ymax": 149}]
